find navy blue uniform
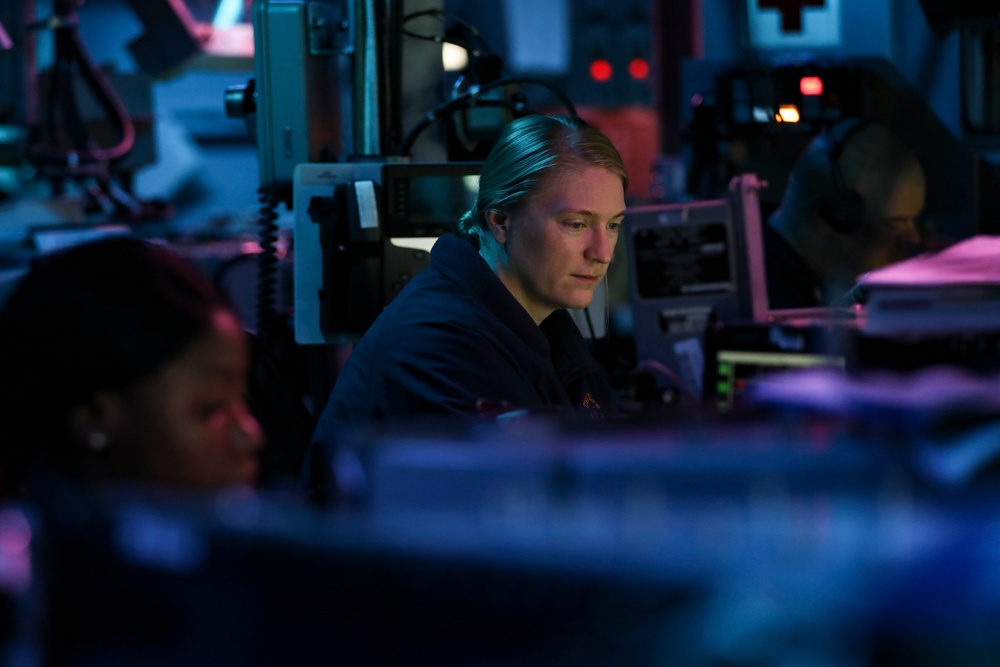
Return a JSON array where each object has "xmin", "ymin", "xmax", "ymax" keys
[{"xmin": 311, "ymin": 233, "xmax": 612, "ymax": 443}]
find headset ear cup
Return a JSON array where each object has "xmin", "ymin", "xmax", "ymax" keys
[
  {"xmin": 811, "ymin": 117, "xmax": 871, "ymax": 235},
  {"xmin": 813, "ymin": 186, "xmax": 866, "ymax": 234}
]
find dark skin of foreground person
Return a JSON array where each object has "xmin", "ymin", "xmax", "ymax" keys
[{"xmin": 0, "ymin": 236, "xmax": 264, "ymax": 497}]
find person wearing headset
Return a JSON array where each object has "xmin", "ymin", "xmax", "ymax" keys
[
  {"xmin": 311, "ymin": 113, "xmax": 627, "ymax": 440},
  {"xmin": 764, "ymin": 118, "xmax": 926, "ymax": 309}
]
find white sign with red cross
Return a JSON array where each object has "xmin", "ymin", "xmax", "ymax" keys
[{"xmin": 746, "ymin": 0, "xmax": 841, "ymax": 50}]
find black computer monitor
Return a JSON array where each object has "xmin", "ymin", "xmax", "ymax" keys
[
  {"xmin": 626, "ymin": 174, "xmax": 769, "ymax": 399},
  {"xmin": 294, "ymin": 162, "xmax": 483, "ymax": 342}
]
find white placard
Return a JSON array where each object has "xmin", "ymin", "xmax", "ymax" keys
[{"xmin": 746, "ymin": 0, "xmax": 841, "ymax": 50}]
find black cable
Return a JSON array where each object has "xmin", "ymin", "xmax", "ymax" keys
[
  {"xmin": 41, "ymin": 29, "xmax": 67, "ymax": 152},
  {"xmin": 26, "ymin": 3, "xmax": 178, "ymax": 224},
  {"xmin": 402, "ymin": 8, "xmax": 493, "ymax": 57},
  {"xmin": 30, "ymin": 3, "xmax": 135, "ymax": 166},
  {"xmin": 65, "ymin": 23, "xmax": 134, "ymax": 162},
  {"xmin": 399, "ymin": 96, "xmax": 532, "ymax": 157},
  {"xmin": 56, "ymin": 27, "xmax": 92, "ymax": 153},
  {"xmin": 256, "ymin": 188, "xmax": 282, "ymax": 346},
  {"xmin": 583, "ymin": 306, "xmax": 597, "ymax": 341},
  {"xmin": 403, "ymin": 30, "xmax": 480, "ymax": 60},
  {"xmin": 631, "ymin": 360, "xmax": 702, "ymax": 405},
  {"xmin": 397, "ymin": 76, "xmax": 576, "ymax": 157}
]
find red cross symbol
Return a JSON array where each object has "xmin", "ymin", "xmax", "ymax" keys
[{"xmin": 757, "ymin": 0, "xmax": 826, "ymax": 32}]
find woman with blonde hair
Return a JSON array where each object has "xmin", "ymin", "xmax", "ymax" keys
[{"xmin": 312, "ymin": 113, "xmax": 628, "ymax": 437}]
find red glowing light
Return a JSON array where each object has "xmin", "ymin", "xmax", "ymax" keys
[
  {"xmin": 628, "ymin": 58, "xmax": 650, "ymax": 80},
  {"xmin": 800, "ymin": 76, "xmax": 823, "ymax": 96},
  {"xmin": 589, "ymin": 59, "xmax": 613, "ymax": 82}
]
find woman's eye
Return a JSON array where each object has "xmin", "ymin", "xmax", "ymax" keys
[
  {"xmin": 608, "ymin": 221, "xmax": 622, "ymax": 232},
  {"xmin": 565, "ymin": 220, "xmax": 586, "ymax": 229}
]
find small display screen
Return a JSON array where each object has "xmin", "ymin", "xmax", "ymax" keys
[
  {"xmin": 707, "ymin": 321, "xmax": 849, "ymax": 411},
  {"xmin": 632, "ymin": 222, "xmax": 733, "ymax": 299},
  {"xmin": 714, "ymin": 349, "xmax": 845, "ymax": 411},
  {"xmin": 386, "ymin": 168, "xmax": 481, "ymax": 238}
]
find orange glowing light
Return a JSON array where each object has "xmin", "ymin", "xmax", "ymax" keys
[
  {"xmin": 777, "ymin": 105, "xmax": 801, "ymax": 123},
  {"xmin": 800, "ymin": 76, "xmax": 823, "ymax": 96}
]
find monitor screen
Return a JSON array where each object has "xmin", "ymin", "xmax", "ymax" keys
[
  {"xmin": 706, "ymin": 321, "xmax": 848, "ymax": 412},
  {"xmin": 632, "ymin": 219, "xmax": 733, "ymax": 299},
  {"xmin": 626, "ymin": 176, "xmax": 768, "ymax": 398},
  {"xmin": 384, "ymin": 164, "xmax": 482, "ymax": 240},
  {"xmin": 713, "ymin": 348, "xmax": 845, "ymax": 411}
]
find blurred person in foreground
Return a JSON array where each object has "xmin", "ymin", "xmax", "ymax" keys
[{"xmin": 0, "ymin": 236, "xmax": 264, "ymax": 497}]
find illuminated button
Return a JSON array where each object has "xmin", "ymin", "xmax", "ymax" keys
[
  {"xmin": 800, "ymin": 76, "xmax": 823, "ymax": 96},
  {"xmin": 589, "ymin": 59, "xmax": 613, "ymax": 82},
  {"xmin": 628, "ymin": 58, "xmax": 650, "ymax": 80}
]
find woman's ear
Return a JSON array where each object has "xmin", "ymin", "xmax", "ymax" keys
[
  {"xmin": 486, "ymin": 210, "xmax": 508, "ymax": 244},
  {"xmin": 69, "ymin": 391, "xmax": 122, "ymax": 451}
]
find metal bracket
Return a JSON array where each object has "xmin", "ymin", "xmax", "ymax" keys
[{"xmin": 308, "ymin": 0, "xmax": 353, "ymax": 55}]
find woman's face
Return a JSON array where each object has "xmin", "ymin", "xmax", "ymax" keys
[
  {"xmin": 493, "ymin": 165, "xmax": 626, "ymax": 324},
  {"xmin": 109, "ymin": 309, "xmax": 263, "ymax": 490}
]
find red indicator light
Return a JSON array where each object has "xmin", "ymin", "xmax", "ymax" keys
[
  {"xmin": 800, "ymin": 76, "xmax": 823, "ymax": 96},
  {"xmin": 589, "ymin": 59, "xmax": 613, "ymax": 82},
  {"xmin": 628, "ymin": 58, "xmax": 650, "ymax": 80}
]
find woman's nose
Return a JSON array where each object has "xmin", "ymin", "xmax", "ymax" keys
[{"xmin": 586, "ymin": 228, "xmax": 614, "ymax": 264}]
